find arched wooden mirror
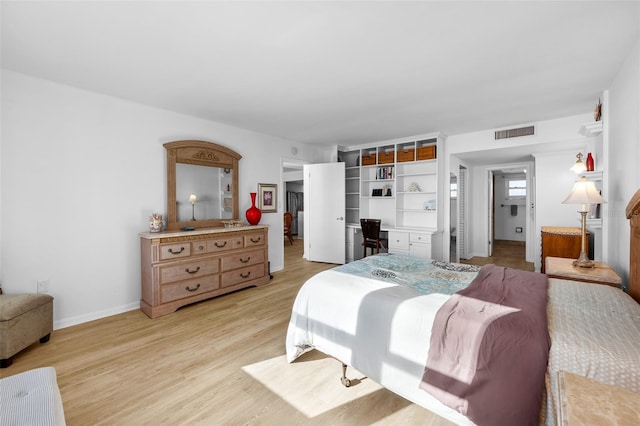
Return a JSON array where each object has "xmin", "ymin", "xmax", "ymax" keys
[{"xmin": 165, "ymin": 140, "xmax": 241, "ymax": 231}]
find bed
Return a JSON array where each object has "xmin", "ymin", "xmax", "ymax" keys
[{"xmin": 286, "ymin": 189, "xmax": 640, "ymax": 425}]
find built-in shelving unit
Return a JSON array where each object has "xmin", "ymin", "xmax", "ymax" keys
[
  {"xmin": 341, "ymin": 150, "xmax": 361, "ymax": 226},
  {"xmin": 396, "ymin": 160, "xmax": 438, "ymax": 229},
  {"xmin": 580, "ymin": 170, "xmax": 604, "ymax": 229},
  {"xmin": 576, "ymin": 116, "xmax": 607, "ymax": 263},
  {"xmin": 579, "ymin": 121, "xmax": 603, "ymax": 137},
  {"xmin": 339, "ymin": 135, "xmax": 442, "ymax": 230}
]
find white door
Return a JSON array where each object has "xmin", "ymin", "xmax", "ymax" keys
[
  {"xmin": 458, "ymin": 166, "xmax": 468, "ymax": 260},
  {"xmin": 304, "ymin": 162, "xmax": 346, "ymax": 264}
]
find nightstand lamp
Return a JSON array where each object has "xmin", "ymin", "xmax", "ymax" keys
[{"xmin": 562, "ymin": 177, "xmax": 605, "ymax": 268}]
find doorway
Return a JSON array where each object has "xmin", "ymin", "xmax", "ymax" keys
[
  {"xmin": 487, "ymin": 164, "xmax": 534, "ymax": 265},
  {"xmin": 282, "ymin": 159, "xmax": 307, "ymax": 269},
  {"xmin": 454, "ymin": 165, "xmax": 468, "ymax": 262},
  {"xmin": 450, "ymin": 172, "xmax": 458, "ymax": 262}
]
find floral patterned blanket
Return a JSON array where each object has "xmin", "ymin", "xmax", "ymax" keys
[{"xmin": 333, "ymin": 254, "xmax": 480, "ymax": 296}]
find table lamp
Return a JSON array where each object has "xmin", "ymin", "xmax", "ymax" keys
[
  {"xmin": 561, "ymin": 177, "xmax": 605, "ymax": 268},
  {"xmin": 189, "ymin": 194, "xmax": 197, "ymax": 221}
]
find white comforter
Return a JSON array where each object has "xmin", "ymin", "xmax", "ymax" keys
[{"xmin": 285, "ymin": 268, "xmax": 474, "ymax": 425}]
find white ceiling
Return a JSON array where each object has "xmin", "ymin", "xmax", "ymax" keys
[{"xmin": 2, "ymin": 1, "xmax": 638, "ymax": 148}]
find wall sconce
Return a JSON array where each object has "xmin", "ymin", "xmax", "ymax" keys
[
  {"xmin": 570, "ymin": 152, "xmax": 587, "ymax": 174},
  {"xmin": 189, "ymin": 194, "xmax": 197, "ymax": 221},
  {"xmin": 561, "ymin": 177, "xmax": 605, "ymax": 268}
]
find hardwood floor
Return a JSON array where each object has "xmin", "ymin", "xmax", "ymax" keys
[
  {"xmin": 460, "ymin": 239, "xmax": 534, "ymax": 271},
  {"xmin": 2, "ymin": 237, "xmax": 453, "ymax": 425}
]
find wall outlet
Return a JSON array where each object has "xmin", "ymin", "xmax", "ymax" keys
[{"xmin": 37, "ymin": 279, "xmax": 50, "ymax": 293}]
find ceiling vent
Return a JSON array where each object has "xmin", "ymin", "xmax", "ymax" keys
[{"xmin": 495, "ymin": 125, "xmax": 535, "ymax": 140}]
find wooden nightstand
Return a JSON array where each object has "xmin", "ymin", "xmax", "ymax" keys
[
  {"xmin": 545, "ymin": 256, "xmax": 622, "ymax": 288},
  {"xmin": 541, "ymin": 227, "xmax": 589, "ymax": 273},
  {"xmin": 557, "ymin": 371, "xmax": 640, "ymax": 425}
]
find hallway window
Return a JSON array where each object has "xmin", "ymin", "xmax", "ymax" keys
[{"xmin": 507, "ymin": 178, "xmax": 526, "ymax": 198}]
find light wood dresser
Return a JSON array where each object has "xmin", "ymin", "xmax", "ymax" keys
[{"xmin": 140, "ymin": 225, "xmax": 269, "ymax": 318}]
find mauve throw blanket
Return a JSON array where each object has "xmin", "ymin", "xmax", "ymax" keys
[{"xmin": 420, "ymin": 264, "xmax": 550, "ymax": 426}]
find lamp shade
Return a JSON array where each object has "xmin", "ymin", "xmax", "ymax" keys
[
  {"xmin": 562, "ymin": 177, "xmax": 605, "ymax": 209},
  {"xmin": 570, "ymin": 152, "xmax": 587, "ymax": 174}
]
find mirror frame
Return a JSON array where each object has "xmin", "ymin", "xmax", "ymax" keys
[{"xmin": 164, "ymin": 140, "xmax": 241, "ymax": 231}]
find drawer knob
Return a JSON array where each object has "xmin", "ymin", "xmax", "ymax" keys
[
  {"xmin": 168, "ymin": 247, "xmax": 185, "ymax": 255},
  {"xmin": 240, "ymin": 271, "xmax": 251, "ymax": 279},
  {"xmin": 185, "ymin": 266, "xmax": 201, "ymax": 274},
  {"xmin": 198, "ymin": 245, "xmax": 205, "ymax": 250},
  {"xmin": 240, "ymin": 257, "xmax": 251, "ymax": 263},
  {"xmin": 250, "ymin": 237, "xmax": 261, "ymax": 243},
  {"xmin": 185, "ymin": 283, "xmax": 201, "ymax": 292},
  {"xmin": 215, "ymin": 241, "xmax": 227, "ymax": 248}
]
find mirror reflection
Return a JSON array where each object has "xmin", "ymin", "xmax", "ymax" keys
[
  {"xmin": 176, "ymin": 164, "xmax": 233, "ymax": 222},
  {"xmin": 165, "ymin": 140, "xmax": 241, "ymax": 231}
]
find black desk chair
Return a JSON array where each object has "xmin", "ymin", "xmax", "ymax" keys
[{"xmin": 360, "ymin": 218, "xmax": 388, "ymax": 257}]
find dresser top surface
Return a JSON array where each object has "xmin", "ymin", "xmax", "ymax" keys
[
  {"xmin": 541, "ymin": 226, "xmax": 582, "ymax": 235},
  {"xmin": 545, "ymin": 256, "xmax": 622, "ymax": 285},
  {"xmin": 140, "ymin": 224, "xmax": 269, "ymax": 240}
]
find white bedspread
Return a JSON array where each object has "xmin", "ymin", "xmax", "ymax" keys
[
  {"xmin": 285, "ymin": 268, "xmax": 474, "ymax": 425},
  {"xmin": 546, "ymin": 278, "xmax": 640, "ymax": 424}
]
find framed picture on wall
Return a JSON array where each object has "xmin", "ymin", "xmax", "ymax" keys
[{"xmin": 258, "ymin": 183, "xmax": 277, "ymax": 213}]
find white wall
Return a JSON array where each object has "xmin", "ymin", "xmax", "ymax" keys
[
  {"xmin": 446, "ymin": 115, "xmax": 591, "ymax": 158},
  {"xmin": 1, "ymin": 71, "xmax": 329, "ymax": 329},
  {"xmin": 445, "ymin": 114, "xmax": 597, "ymax": 269},
  {"xmin": 607, "ymin": 36, "xmax": 640, "ymax": 288},
  {"xmin": 533, "ymin": 150, "xmax": 603, "ymax": 265}
]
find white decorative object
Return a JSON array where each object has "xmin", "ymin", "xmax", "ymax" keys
[
  {"xmin": 222, "ymin": 220, "xmax": 244, "ymax": 228},
  {"xmin": 149, "ymin": 213, "xmax": 163, "ymax": 232},
  {"xmin": 407, "ymin": 182, "xmax": 420, "ymax": 192},
  {"xmin": 423, "ymin": 199, "xmax": 436, "ymax": 211}
]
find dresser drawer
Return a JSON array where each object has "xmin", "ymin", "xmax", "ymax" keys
[
  {"xmin": 159, "ymin": 243, "xmax": 191, "ymax": 260},
  {"xmin": 244, "ymin": 232, "xmax": 266, "ymax": 247},
  {"xmin": 221, "ymin": 264, "xmax": 265, "ymax": 288},
  {"xmin": 159, "ymin": 258, "xmax": 220, "ymax": 284},
  {"xmin": 160, "ymin": 274, "xmax": 220, "ymax": 303},
  {"xmin": 191, "ymin": 240, "xmax": 208, "ymax": 255},
  {"xmin": 388, "ymin": 231, "xmax": 409, "ymax": 250},
  {"xmin": 410, "ymin": 232, "xmax": 431, "ymax": 244},
  {"xmin": 207, "ymin": 236, "xmax": 243, "ymax": 253},
  {"xmin": 221, "ymin": 249, "xmax": 265, "ymax": 272}
]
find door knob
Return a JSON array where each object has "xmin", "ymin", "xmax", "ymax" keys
[{"xmin": 337, "ymin": 217, "xmax": 344, "ymax": 220}]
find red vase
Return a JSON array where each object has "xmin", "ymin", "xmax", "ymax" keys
[
  {"xmin": 586, "ymin": 153, "xmax": 595, "ymax": 171},
  {"xmin": 245, "ymin": 192, "xmax": 262, "ymax": 225}
]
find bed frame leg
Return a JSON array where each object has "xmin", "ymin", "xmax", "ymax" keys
[{"xmin": 340, "ymin": 363, "xmax": 351, "ymax": 387}]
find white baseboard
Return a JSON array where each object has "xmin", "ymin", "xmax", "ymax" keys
[{"xmin": 54, "ymin": 301, "xmax": 140, "ymax": 330}]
